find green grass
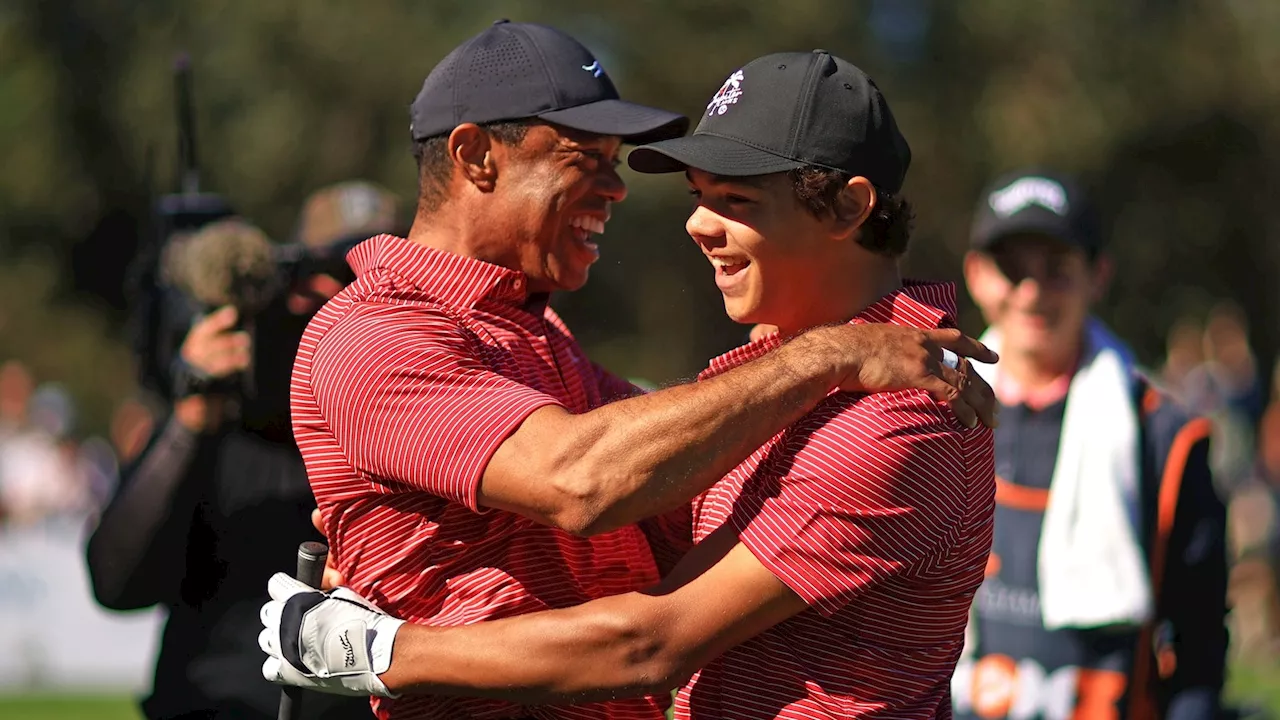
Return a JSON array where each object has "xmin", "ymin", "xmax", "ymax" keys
[
  {"xmin": 0, "ymin": 664, "xmax": 1275, "ymax": 720},
  {"xmin": 0, "ymin": 695, "xmax": 142, "ymax": 720},
  {"xmin": 1229, "ymin": 662, "xmax": 1280, "ymax": 718}
]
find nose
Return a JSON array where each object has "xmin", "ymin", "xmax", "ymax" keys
[
  {"xmin": 596, "ymin": 163, "xmax": 627, "ymax": 203},
  {"xmin": 1011, "ymin": 274, "xmax": 1043, "ymax": 304},
  {"xmin": 686, "ymin": 205, "xmax": 726, "ymax": 249}
]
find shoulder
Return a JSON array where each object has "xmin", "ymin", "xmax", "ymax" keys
[
  {"xmin": 318, "ymin": 301, "xmax": 471, "ymax": 358},
  {"xmin": 1136, "ymin": 377, "xmax": 1219, "ymax": 509},
  {"xmin": 783, "ymin": 390, "xmax": 972, "ymax": 493},
  {"xmin": 307, "ymin": 300, "xmax": 482, "ymax": 392},
  {"xmin": 800, "ymin": 389, "xmax": 968, "ymax": 450},
  {"xmin": 1137, "ymin": 378, "xmax": 1213, "ymax": 461}
]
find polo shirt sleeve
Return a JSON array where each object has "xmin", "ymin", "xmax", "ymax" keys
[
  {"xmin": 308, "ymin": 304, "xmax": 563, "ymax": 511},
  {"xmin": 592, "ymin": 363, "xmax": 647, "ymax": 404},
  {"xmin": 730, "ymin": 391, "xmax": 970, "ymax": 616}
]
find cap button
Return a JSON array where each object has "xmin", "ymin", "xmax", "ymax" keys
[
  {"xmin": 812, "ymin": 48, "xmax": 828, "ymax": 54},
  {"xmin": 493, "ymin": 18, "xmax": 510, "ymax": 25}
]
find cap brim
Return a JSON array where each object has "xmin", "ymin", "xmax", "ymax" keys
[
  {"xmin": 539, "ymin": 99, "xmax": 689, "ymax": 145},
  {"xmin": 627, "ymin": 134, "xmax": 805, "ymax": 176}
]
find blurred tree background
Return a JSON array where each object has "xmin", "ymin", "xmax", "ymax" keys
[{"xmin": 1, "ymin": 0, "xmax": 1278, "ymax": 436}]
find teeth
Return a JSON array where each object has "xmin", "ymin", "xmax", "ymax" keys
[
  {"xmin": 710, "ymin": 257, "xmax": 747, "ymax": 269},
  {"xmin": 570, "ymin": 216, "xmax": 606, "ymax": 235}
]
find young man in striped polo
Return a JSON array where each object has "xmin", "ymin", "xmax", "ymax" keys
[{"xmin": 261, "ymin": 50, "xmax": 996, "ymax": 719}]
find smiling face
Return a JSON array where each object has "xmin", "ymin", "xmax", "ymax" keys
[
  {"xmin": 492, "ymin": 123, "xmax": 626, "ymax": 293},
  {"xmin": 684, "ymin": 168, "xmax": 850, "ymax": 332},
  {"xmin": 964, "ymin": 233, "xmax": 1109, "ymax": 362}
]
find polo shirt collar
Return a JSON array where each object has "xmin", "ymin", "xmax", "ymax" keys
[
  {"xmin": 347, "ymin": 234, "xmax": 529, "ymax": 308},
  {"xmin": 700, "ymin": 280, "xmax": 957, "ymax": 379}
]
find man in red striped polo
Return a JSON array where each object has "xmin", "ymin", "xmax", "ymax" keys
[{"xmin": 262, "ymin": 49, "xmax": 997, "ymax": 720}]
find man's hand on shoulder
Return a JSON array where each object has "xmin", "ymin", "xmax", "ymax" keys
[
  {"xmin": 803, "ymin": 324, "xmax": 1000, "ymax": 429},
  {"xmin": 259, "ymin": 573, "xmax": 405, "ymax": 698}
]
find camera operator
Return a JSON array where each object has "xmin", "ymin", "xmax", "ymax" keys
[{"xmin": 86, "ymin": 182, "xmax": 401, "ymax": 720}]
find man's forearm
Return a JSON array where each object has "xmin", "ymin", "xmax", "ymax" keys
[
  {"xmin": 379, "ymin": 592, "xmax": 679, "ymax": 705},
  {"xmin": 531, "ymin": 327, "xmax": 847, "ymax": 535},
  {"xmin": 85, "ymin": 413, "xmax": 201, "ymax": 609}
]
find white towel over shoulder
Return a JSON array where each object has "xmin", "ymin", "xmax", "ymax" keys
[{"xmin": 975, "ymin": 318, "xmax": 1153, "ymax": 629}]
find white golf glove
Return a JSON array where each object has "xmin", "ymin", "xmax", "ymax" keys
[{"xmin": 258, "ymin": 572, "xmax": 405, "ymax": 698}]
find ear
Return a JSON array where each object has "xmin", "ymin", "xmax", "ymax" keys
[
  {"xmin": 830, "ymin": 176, "xmax": 876, "ymax": 242},
  {"xmin": 963, "ymin": 249, "xmax": 1003, "ymax": 310},
  {"xmin": 1088, "ymin": 253, "xmax": 1114, "ymax": 304},
  {"xmin": 962, "ymin": 250, "xmax": 987, "ymax": 290},
  {"xmin": 447, "ymin": 123, "xmax": 498, "ymax": 192}
]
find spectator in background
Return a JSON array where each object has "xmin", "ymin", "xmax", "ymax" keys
[
  {"xmin": 1202, "ymin": 301, "xmax": 1263, "ymax": 425},
  {"xmin": 1227, "ymin": 399, "xmax": 1280, "ymax": 664},
  {"xmin": 1169, "ymin": 303, "xmax": 1260, "ymax": 499},
  {"xmin": 952, "ymin": 169, "xmax": 1228, "ymax": 720},
  {"xmin": 0, "ymin": 382, "xmax": 90, "ymax": 526},
  {"xmin": 1160, "ymin": 315, "xmax": 1205, "ymax": 400},
  {"xmin": 1200, "ymin": 303, "xmax": 1263, "ymax": 497},
  {"xmin": 0, "ymin": 360, "xmax": 34, "ymax": 524},
  {"xmin": 0, "ymin": 359, "xmax": 35, "ymax": 435},
  {"xmin": 85, "ymin": 181, "xmax": 401, "ymax": 720}
]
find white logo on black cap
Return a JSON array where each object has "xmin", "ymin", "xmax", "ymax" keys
[
  {"xmin": 582, "ymin": 60, "xmax": 603, "ymax": 78},
  {"xmin": 706, "ymin": 70, "xmax": 745, "ymax": 116},
  {"xmin": 988, "ymin": 177, "xmax": 1070, "ymax": 218}
]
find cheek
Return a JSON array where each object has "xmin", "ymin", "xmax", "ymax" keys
[
  {"xmin": 1062, "ymin": 284, "xmax": 1095, "ymax": 321},
  {"xmin": 507, "ymin": 163, "xmax": 569, "ymax": 214}
]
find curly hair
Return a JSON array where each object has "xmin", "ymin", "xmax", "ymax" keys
[{"xmin": 788, "ymin": 167, "xmax": 915, "ymax": 257}]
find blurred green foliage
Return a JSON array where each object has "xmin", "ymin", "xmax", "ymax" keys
[{"xmin": 1, "ymin": 0, "xmax": 1278, "ymax": 434}]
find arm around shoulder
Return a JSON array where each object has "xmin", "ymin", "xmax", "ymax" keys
[
  {"xmin": 313, "ymin": 311, "xmax": 996, "ymax": 538},
  {"xmin": 378, "ymin": 524, "xmax": 808, "ymax": 703}
]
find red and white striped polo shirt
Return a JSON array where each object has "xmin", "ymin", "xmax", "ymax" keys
[
  {"xmin": 675, "ymin": 281, "xmax": 996, "ymax": 720},
  {"xmin": 291, "ymin": 234, "xmax": 665, "ymax": 720}
]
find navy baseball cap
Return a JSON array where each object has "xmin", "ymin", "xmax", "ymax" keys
[
  {"xmin": 970, "ymin": 170, "xmax": 1102, "ymax": 257},
  {"xmin": 628, "ymin": 50, "xmax": 911, "ymax": 192},
  {"xmin": 410, "ymin": 20, "xmax": 688, "ymax": 145}
]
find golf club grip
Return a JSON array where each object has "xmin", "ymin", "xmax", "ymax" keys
[{"xmin": 278, "ymin": 541, "xmax": 329, "ymax": 720}]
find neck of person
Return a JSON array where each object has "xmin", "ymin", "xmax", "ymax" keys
[
  {"xmin": 776, "ymin": 255, "xmax": 902, "ymax": 339},
  {"xmin": 406, "ymin": 205, "xmax": 525, "ymax": 271}
]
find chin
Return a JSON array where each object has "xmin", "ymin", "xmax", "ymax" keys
[
  {"xmin": 723, "ymin": 299, "xmax": 763, "ymax": 326},
  {"xmin": 551, "ymin": 267, "xmax": 592, "ymax": 293},
  {"xmin": 1011, "ymin": 335, "xmax": 1060, "ymax": 360}
]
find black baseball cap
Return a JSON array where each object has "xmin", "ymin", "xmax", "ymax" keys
[
  {"xmin": 410, "ymin": 19, "xmax": 688, "ymax": 145},
  {"xmin": 970, "ymin": 169, "xmax": 1102, "ymax": 257},
  {"xmin": 627, "ymin": 50, "xmax": 911, "ymax": 192}
]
